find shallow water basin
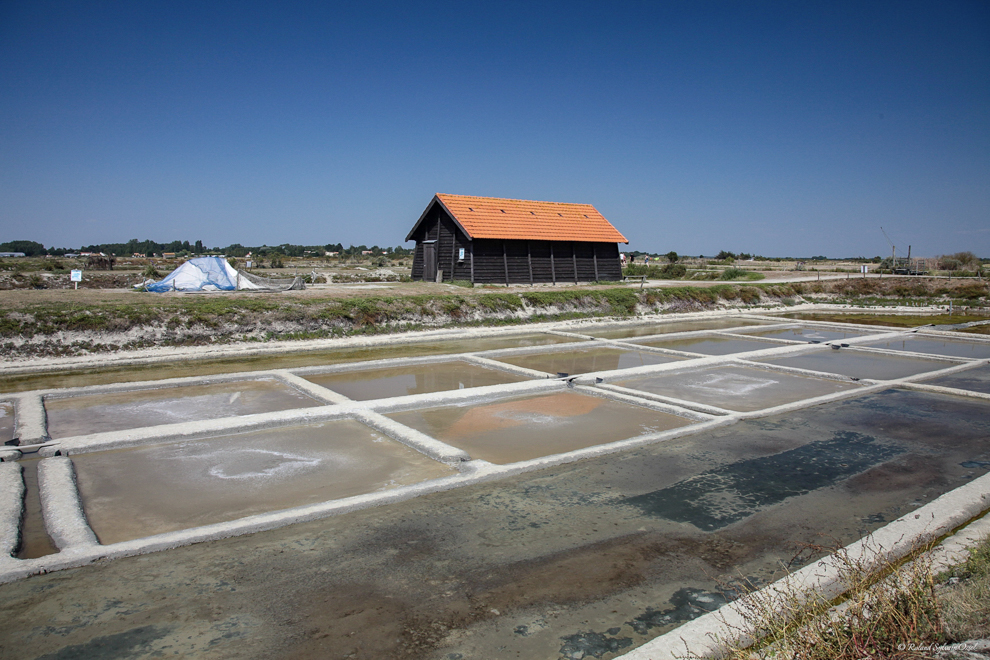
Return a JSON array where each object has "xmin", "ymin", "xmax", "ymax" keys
[
  {"xmin": 755, "ymin": 349, "xmax": 951, "ymax": 381},
  {"xmin": 0, "ymin": 402, "xmax": 12, "ymax": 443},
  {"xmin": 45, "ymin": 378, "xmax": 322, "ymax": 438},
  {"xmin": 387, "ymin": 391, "xmax": 693, "ymax": 464},
  {"xmin": 748, "ymin": 326, "xmax": 877, "ymax": 343},
  {"xmin": 580, "ymin": 318, "xmax": 769, "ymax": 340},
  {"xmin": 862, "ymin": 336, "xmax": 990, "ymax": 359},
  {"xmin": 0, "ymin": 334, "xmax": 580, "ymax": 393},
  {"xmin": 304, "ymin": 360, "xmax": 529, "ymax": 401},
  {"xmin": 71, "ymin": 420, "xmax": 455, "ymax": 544},
  {"xmin": 15, "ymin": 458, "xmax": 58, "ymax": 559},
  {"xmin": 636, "ymin": 336, "xmax": 784, "ymax": 356},
  {"xmin": 493, "ymin": 347, "xmax": 683, "ymax": 375},
  {"xmin": 925, "ymin": 364, "xmax": 990, "ymax": 394},
  {"xmin": 615, "ymin": 365, "xmax": 860, "ymax": 412}
]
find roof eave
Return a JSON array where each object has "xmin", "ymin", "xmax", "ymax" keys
[{"xmin": 433, "ymin": 195, "xmax": 474, "ymax": 240}]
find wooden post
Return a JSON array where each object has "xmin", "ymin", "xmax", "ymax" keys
[
  {"xmin": 503, "ymin": 240, "xmax": 509, "ymax": 287},
  {"xmin": 572, "ymin": 242, "xmax": 578, "ymax": 284},
  {"xmin": 470, "ymin": 241, "xmax": 474, "ymax": 285},
  {"xmin": 449, "ymin": 228, "xmax": 457, "ymax": 283},
  {"xmin": 527, "ymin": 241, "xmax": 533, "ymax": 285},
  {"xmin": 550, "ymin": 243, "xmax": 556, "ymax": 285},
  {"xmin": 592, "ymin": 243, "xmax": 599, "ymax": 281}
]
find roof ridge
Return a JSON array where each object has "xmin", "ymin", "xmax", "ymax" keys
[{"xmin": 437, "ymin": 193, "xmax": 595, "ymax": 207}]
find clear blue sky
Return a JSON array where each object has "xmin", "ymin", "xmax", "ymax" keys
[{"xmin": 1, "ymin": 1, "xmax": 987, "ymax": 257}]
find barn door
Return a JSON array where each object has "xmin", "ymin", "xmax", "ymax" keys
[{"xmin": 422, "ymin": 241, "xmax": 437, "ymax": 282}]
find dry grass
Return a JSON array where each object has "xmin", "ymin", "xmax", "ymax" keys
[
  {"xmin": 940, "ymin": 534, "xmax": 990, "ymax": 642},
  {"xmin": 699, "ymin": 534, "xmax": 990, "ymax": 660}
]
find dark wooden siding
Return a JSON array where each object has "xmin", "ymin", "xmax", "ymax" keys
[{"xmin": 410, "ymin": 206, "xmax": 623, "ymax": 283}]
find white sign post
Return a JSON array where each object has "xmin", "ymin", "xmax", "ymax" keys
[{"xmin": 70, "ymin": 269, "xmax": 82, "ymax": 290}]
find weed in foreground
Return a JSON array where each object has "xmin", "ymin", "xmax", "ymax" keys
[
  {"xmin": 701, "ymin": 538, "xmax": 946, "ymax": 660},
  {"xmin": 940, "ymin": 534, "xmax": 990, "ymax": 642}
]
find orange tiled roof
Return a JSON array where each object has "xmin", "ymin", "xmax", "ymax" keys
[{"xmin": 434, "ymin": 194, "xmax": 628, "ymax": 243}]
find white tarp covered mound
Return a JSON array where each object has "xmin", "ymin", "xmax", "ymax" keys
[{"xmin": 145, "ymin": 257, "xmax": 261, "ymax": 292}]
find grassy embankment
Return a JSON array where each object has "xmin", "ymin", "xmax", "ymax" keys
[{"xmin": 0, "ymin": 278, "xmax": 987, "ymax": 358}]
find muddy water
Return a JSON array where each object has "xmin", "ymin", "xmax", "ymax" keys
[
  {"xmin": 494, "ymin": 347, "xmax": 683, "ymax": 375},
  {"xmin": 388, "ymin": 391, "xmax": 693, "ymax": 463},
  {"xmin": 304, "ymin": 360, "xmax": 529, "ymax": 401},
  {"xmin": 756, "ymin": 349, "xmax": 952, "ymax": 381},
  {"xmin": 863, "ymin": 336, "xmax": 990, "ymax": 359},
  {"xmin": 16, "ymin": 458, "xmax": 58, "ymax": 559},
  {"xmin": 0, "ymin": 334, "xmax": 579, "ymax": 394},
  {"xmin": 0, "ymin": 402, "xmax": 12, "ymax": 443},
  {"xmin": 926, "ymin": 364, "xmax": 990, "ymax": 394},
  {"xmin": 3, "ymin": 389, "xmax": 987, "ymax": 660},
  {"xmin": 579, "ymin": 318, "xmax": 770, "ymax": 339},
  {"xmin": 749, "ymin": 325, "xmax": 877, "ymax": 342},
  {"xmin": 45, "ymin": 378, "xmax": 322, "ymax": 438},
  {"xmin": 615, "ymin": 365, "xmax": 860, "ymax": 412},
  {"xmin": 71, "ymin": 420, "xmax": 455, "ymax": 545},
  {"xmin": 638, "ymin": 336, "xmax": 783, "ymax": 355}
]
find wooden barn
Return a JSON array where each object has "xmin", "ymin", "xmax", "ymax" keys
[{"xmin": 406, "ymin": 194, "xmax": 629, "ymax": 285}]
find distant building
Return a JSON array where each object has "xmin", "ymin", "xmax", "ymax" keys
[
  {"xmin": 0, "ymin": 252, "xmax": 26, "ymax": 258},
  {"xmin": 406, "ymin": 194, "xmax": 628, "ymax": 284}
]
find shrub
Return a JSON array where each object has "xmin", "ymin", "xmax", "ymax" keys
[{"xmin": 720, "ymin": 268, "xmax": 747, "ymax": 280}]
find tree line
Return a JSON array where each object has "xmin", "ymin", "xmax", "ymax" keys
[{"xmin": 0, "ymin": 239, "xmax": 414, "ymax": 258}]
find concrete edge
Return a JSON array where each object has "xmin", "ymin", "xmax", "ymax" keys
[
  {"xmin": 0, "ymin": 462, "xmax": 24, "ymax": 557},
  {"xmin": 615, "ymin": 471, "xmax": 990, "ymax": 660},
  {"xmin": 575, "ymin": 384, "xmax": 718, "ymax": 422},
  {"xmin": 458, "ymin": 354, "xmax": 554, "ymax": 379},
  {"xmin": 594, "ymin": 383, "xmax": 735, "ymax": 417},
  {"xmin": 0, "ymin": 418, "xmax": 736, "ymax": 585},
  {"xmin": 272, "ymin": 370, "xmax": 352, "ymax": 405},
  {"xmin": 37, "ymin": 457, "xmax": 99, "ymax": 552},
  {"xmin": 11, "ymin": 393, "xmax": 47, "ymax": 445},
  {"xmin": 351, "ymin": 410, "xmax": 471, "ymax": 464}
]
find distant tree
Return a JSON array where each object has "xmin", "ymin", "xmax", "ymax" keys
[
  {"xmin": 715, "ymin": 250, "xmax": 737, "ymax": 261},
  {"xmin": 665, "ymin": 251, "xmax": 679, "ymax": 264},
  {"xmin": 0, "ymin": 240, "xmax": 46, "ymax": 256}
]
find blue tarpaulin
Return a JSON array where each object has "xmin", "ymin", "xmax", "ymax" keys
[{"xmin": 145, "ymin": 256, "xmax": 240, "ymax": 292}]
